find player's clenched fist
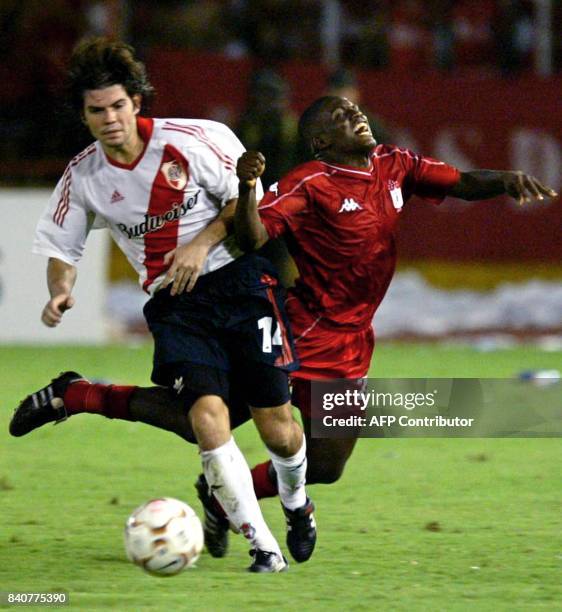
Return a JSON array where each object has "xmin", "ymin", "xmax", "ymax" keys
[
  {"xmin": 237, "ymin": 151, "xmax": 265, "ymax": 188},
  {"xmin": 41, "ymin": 294, "xmax": 75, "ymax": 327}
]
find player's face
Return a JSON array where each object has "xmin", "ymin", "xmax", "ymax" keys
[
  {"xmin": 82, "ymin": 84, "xmax": 141, "ymax": 154},
  {"xmin": 317, "ymin": 98, "xmax": 376, "ymax": 155}
]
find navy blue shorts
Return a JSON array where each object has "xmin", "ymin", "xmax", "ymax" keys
[{"xmin": 143, "ymin": 253, "xmax": 299, "ymax": 407}]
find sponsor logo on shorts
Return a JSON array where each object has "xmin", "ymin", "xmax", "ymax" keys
[{"xmin": 173, "ymin": 377, "xmax": 184, "ymax": 394}]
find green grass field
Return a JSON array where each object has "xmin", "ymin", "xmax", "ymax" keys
[{"xmin": 2, "ymin": 343, "xmax": 561, "ymax": 611}]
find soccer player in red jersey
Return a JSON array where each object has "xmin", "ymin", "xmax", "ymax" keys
[{"xmin": 234, "ymin": 95, "xmax": 557, "ymax": 496}]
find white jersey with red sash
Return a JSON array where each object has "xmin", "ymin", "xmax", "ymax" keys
[{"xmin": 34, "ymin": 117, "xmax": 262, "ymax": 294}]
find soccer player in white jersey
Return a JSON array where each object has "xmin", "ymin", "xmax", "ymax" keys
[{"xmin": 11, "ymin": 37, "xmax": 316, "ymax": 573}]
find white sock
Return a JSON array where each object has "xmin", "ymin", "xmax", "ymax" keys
[
  {"xmin": 268, "ymin": 436, "xmax": 308, "ymax": 510},
  {"xmin": 200, "ymin": 437, "xmax": 282, "ymax": 555}
]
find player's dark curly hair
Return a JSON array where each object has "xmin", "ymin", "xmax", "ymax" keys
[
  {"xmin": 66, "ymin": 37, "xmax": 154, "ymax": 112},
  {"xmin": 298, "ymin": 96, "xmax": 339, "ymax": 155}
]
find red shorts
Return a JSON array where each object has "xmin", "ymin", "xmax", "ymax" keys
[
  {"xmin": 286, "ymin": 296, "xmax": 374, "ymax": 380},
  {"xmin": 285, "ymin": 296, "xmax": 375, "ymax": 418}
]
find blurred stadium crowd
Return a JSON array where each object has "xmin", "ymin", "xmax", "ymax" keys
[
  {"xmin": 128, "ymin": 0, "xmax": 557, "ymax": 75},
  {"xmin": 1, "ymin": 0, "xmax": 561, "ymax": 183}
]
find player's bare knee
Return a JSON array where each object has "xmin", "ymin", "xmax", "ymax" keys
[
  {"xmin": 189, "ymin": 395, "xmax": 230, "ymax": 449},
  {"xmin": 258, "ymin": 422, "xmax": 295, "ymax": 457},
  {"xmin": 266, "ymin": 432, "xmax": 297, "ymax": 458},
  {"xmin": 190, "ymin": 397, "xmax": 228, "ymax": 427},
  {"xmin": 251, "ymin": 405, "xmax": 301, "ymax": 457}
]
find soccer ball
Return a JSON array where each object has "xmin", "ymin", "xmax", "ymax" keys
[{"xmin": 124, "ymin": 497, "xmax": 204, "ymax": 576}]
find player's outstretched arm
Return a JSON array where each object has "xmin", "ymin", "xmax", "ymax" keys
[
  {"xmin": 42, "ymin": 258, "xmax": 77, "ymax": 327},
  {"xmin": 163, "ymin": 199, "xmax": 236, "ymax": 295},
  {"xmin": 450, "ymin": 170, "xmax": 558, "ymax": 205},
  {"xmin": 234, "ymin": 151, "xmax": 270, "ymax": 252}
]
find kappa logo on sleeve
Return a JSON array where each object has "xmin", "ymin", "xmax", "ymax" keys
[
  {"xmin": 387, "ymin": 180, "xmax": 403, "ymax": 211},
  {"xmin": 269, "ymin": 182, "xmax": 279, "ymax": 196},
  {"xmin": 338, "ymin": 198, "xmax": 363, "ymax": 213}
]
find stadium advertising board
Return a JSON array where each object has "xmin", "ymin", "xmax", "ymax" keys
[
  {"xmin": 147, "ymin": 50, "xmax": 562, "ymax": 262},
  {"xmin": 0, "ymin": 189, "xmax": 109, "ymax": 343}
]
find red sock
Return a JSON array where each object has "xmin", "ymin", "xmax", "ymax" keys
[
  {"xmin": 63, "ymin": 382, "xmax": 137, "ymax": 421},
  {"xmin": 251, "ymin": 460, "xmax": 278, "ymax": 499}
]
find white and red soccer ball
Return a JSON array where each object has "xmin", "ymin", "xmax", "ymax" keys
[{"xmin": 124, "ymin": 497, "xmax": 204, "ymax": 576}]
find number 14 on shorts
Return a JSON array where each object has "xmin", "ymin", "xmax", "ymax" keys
[{"xmin": 258, "ymin": 317, "xmax": 282, "ymax": 353}]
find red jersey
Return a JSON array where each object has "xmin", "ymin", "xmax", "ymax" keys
[{"xmin": 258, "ymin": 144, "xmax": 460, "ymax": 331}]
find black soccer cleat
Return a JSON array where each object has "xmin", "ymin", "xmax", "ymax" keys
[
  {"xmin": 9, "ymin": 371, "xmax": 86, "ymax": 437},
  {"xmin": 195, "ymin": 474, "xmax": 230, "ymax": 558},
  {"xmin": 283, "ymin": 498, "xmax": 317, "ymax": 563},
  {"xmin": 247, "ymin": 549, "xmax": 288, "ymax": 573}
]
